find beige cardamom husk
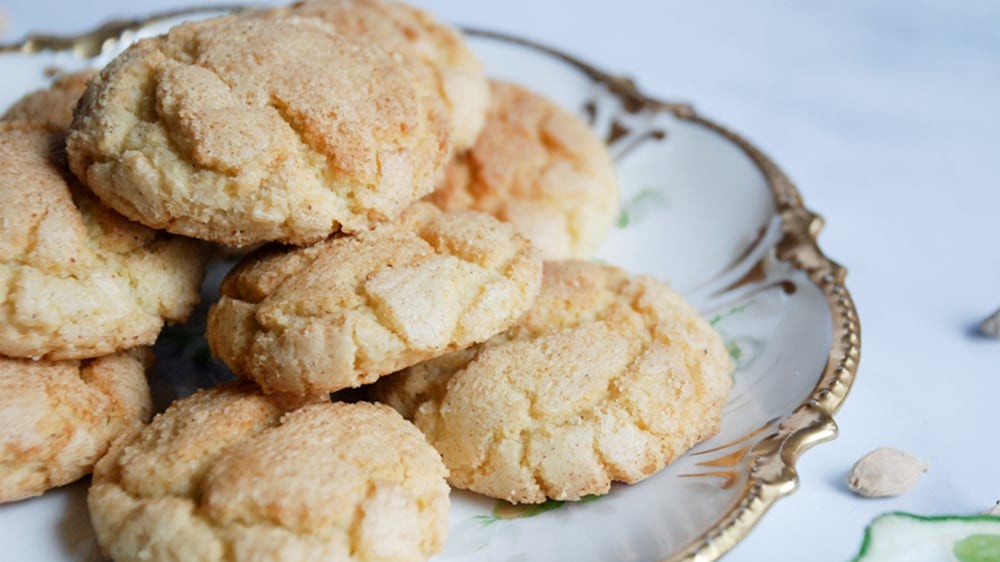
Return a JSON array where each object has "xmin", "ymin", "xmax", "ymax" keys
[{"xmin": 847, "ymin": 447, "xmax": 928, "ymax": 498}]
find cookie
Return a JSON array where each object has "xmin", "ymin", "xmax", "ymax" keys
[
  {"xmin": 429, "ymin": 81, "xmax": 619, "ymax": 259},
  {"xmin": 0, "ymin": 348, "xmax": 152, "ymax": 504},
  {"xmin": 1, "ymin": 70, "xmax": 96, "ymax": 130},
  {"xmin": 207, "ymin": 202, "xmax": 542, "ymax": 395},
  {"xmin": 372, "ymin": 261, "xmax": 733, "ymax": 504},
  {"xmin": 89, "ymin": 383, "xmax": 449, "ymax": 562},
  {"xmin": 0, "ymin": 122, "xmax": 205, "ymax": 360},
  {"xmin": 261, "ymin": 0, "xmax": 488, "ymax": 150},
  {"xmin": 66, "ymin": 15, "xmax": 451, "ymax": 247}
]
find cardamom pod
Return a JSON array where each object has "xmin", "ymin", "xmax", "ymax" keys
[{"xmin": 847, "ymin": 447, "xmax": 928, "ymax": 498}]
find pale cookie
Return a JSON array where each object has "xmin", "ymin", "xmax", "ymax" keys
[
  {"xmin": 0, "ymin": 122, "xmax": 205, "ymax": 360},
  {"xmin": 89, "ymin": 383, "xmax": 449, "ymax": 562},
  {"xmin": 429, "ymin": 81, "xmax": 619, "ymax": 259},
  {"xmin": 67, "ymin": 15, "xmax": 451, "ymax": 247},
  {"xmin": 261, "ymin": 0, "xmax": 488, "ymax": 149},
  {"xmin": 207, "ymin": 202, "xmax": 542, "ymax": 395},
  {"xmin": 0, "ymin": 348, "xmax": 153, "ymax": 503},
  {"xmin": 1, "ymin": 70, "xmax": 97, "ymax": 130},
  {"xmin": 372, "ymin": 260, "xmax": 733, "ymax": 504}
]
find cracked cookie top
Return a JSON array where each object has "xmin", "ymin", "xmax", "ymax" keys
[
  {"xmin": 0, "ymin": 348, "xmax": 152, "ymax": 504},
  {"xmin": 372, "ymin": 260, "xmax": 733, "ymax": 504},
  {"xmin": 66, "ymin": 14, "xmax": 452, "ymax": 247},
  {"xmin": 0, "ymin": 122, "xmax": 205, "ymax": 360},
  {"xmin": 260, "ymin": 0, "xmax": 488, "ymax": 150},
  {"xmin": 89, "ymin": 383, "xmax": 449, "ymax": 562},
  {"xmin": 1, "ymin": 70, "xmax": 97, "ymax": 131},
  {"xmin": 207, "ymin": 202, "xmax": 542, "ymax": 395},
  {"xmin": 429, "ymin": 81, "xmax": 619, "ymax": 259}
]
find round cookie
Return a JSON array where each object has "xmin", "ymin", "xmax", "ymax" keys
[
  {"xmin": 0, "ymin": 122, "xmax": 206, "ymax": 360},
  {"xmin": 207, "ymin": 202, "xmax": 542, "ymax": 395},
  {"xmin": 372, "ymin": 260, "xmax": 733, "ymax": 504},
  {"xmin": 429, "ymin": 81, "xmax": 620, "ymax": 259},
  {"xmin": 67, "ymin": 15, "xmax": 452, "ymax": 247},
  {"xmin": 0, "ymin": 348, "xmax": 153, "ymax": 503},
  {"xmin": 262, "ymin": 0, "xmax": 488, "ymax": 150},
  {"xmin": 1, "ymin": 70, "xmax": 97, "ymax": 130},
  {"xmin": 89, "ymin": 383, "xmax": 449, "ymax": 562}
]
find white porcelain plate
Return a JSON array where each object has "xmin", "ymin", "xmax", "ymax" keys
[{"xmin": 0, "ymin": 10, "xmax": 860, "ymax": 562}]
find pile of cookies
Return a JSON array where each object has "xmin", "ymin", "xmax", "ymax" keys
[{"xmin": 0, "ymin": 1, "xmax": 734, "ymax": 560}]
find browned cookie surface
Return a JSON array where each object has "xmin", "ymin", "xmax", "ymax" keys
[
  {"xmin": 373, "ymin": 261, "xmax": 733, "ymax": 504},
  {"xmin": 0, "ymin": 122, "xmax": 205, "ymax": 360},
  {"xmin": 1, "ymin": 70, "xmax": 97, "ymax": 130},
  {"xmin": 67, "ymin": 15, "xmax": 451, "ymax": 246},
  {"xmin": 262, "ymin": 0, "xmax": 488, "ymax": 149},
  {"xmin": 208, "ymin": 202, "xmax": 542, "ymax": 395},
  {"xmin": 430, "ymin": 81, "xmax": 619, "ymax": 259},
  {"xmin": 89, "ymin": 383, "xmax": 449, "ymax": 562},
  {"xmin": 0, "ymin": 348, "xmax": 152, "ymax": 503}
]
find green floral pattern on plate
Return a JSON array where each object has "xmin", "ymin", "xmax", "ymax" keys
[{"xmin": 616, "ymin": 187, "xmax": 670, "ymax": 228}]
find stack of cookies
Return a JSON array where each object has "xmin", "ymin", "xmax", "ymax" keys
[
  {"xmin": 0, "ymin": 1, "xmax": 734, "ymax": 561},
  {"xmin": 0, "ymin": 112, "xmax": 206, "ymax": 505}
]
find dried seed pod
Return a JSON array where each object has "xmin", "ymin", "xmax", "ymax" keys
[
  {"xmin": 980, "ymin": 308, "xmax": 1000, "ymax": 338},
  {"xmin": 847, "ymin": 447, "xmax": 928, "ymax": 498}
]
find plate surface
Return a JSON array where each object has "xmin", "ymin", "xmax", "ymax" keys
[{"xmin": 0, "ymin": 10, "xmax": 860, "ymax": 562}]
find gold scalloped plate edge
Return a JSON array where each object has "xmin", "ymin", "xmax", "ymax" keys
[
  {"xmin": 0, "ymin": 5, "xmax": 246, "ymax": 56},
  {"xmin": 663, "ymin": 112, "xmax": 860, "ymax": 562},
  {"xmin": 0, "ymin": 12, "xmax": 861, "ymax": 562}
]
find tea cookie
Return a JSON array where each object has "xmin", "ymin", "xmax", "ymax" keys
[
  {"xmin": 1, "ymin": 70, "xmax": 96, "ymax": 131},
  {"xmin": 263, "ymin": 0, "xmax": 488, "ymax": 149},
  {"xmin": 207, "ymin": 202, "xmax": 542, "ymax": 395},
  {"xmin": 0, "ymin": 122, "xmax": 205, "ymax": 360},
  {"xmin": 429, "ymin": 81, "xmax": 619, "ymax": 259},
  {"xmin": 372, "ymin": 261, "xmax": 733, "ymax": 504},
  {"xmin": 89, "ymin": 383, "xmax": 449, "ymax": 562},
  {"xmin": 67, "ymin": 15, "xmax": 451, "ymax": 247},
  {"xmin": 0, "ymin": 348, "xmax": 152, "ymax": 503}
]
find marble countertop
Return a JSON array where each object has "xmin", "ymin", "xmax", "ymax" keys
[{"xmin": 3, "ymin": 1, "xmax": 999, "ymax": 560}]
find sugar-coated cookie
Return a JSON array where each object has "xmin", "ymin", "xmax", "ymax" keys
[
  {"xmin": 372, "ymin": 261, "xmax": 733, "ymax": 504},
  {"xmin": 207, "ymin": 202, "xmax": 542, "ymax": 395},
  {"xmin": 0, "ymin": 348, "xmax": 152, "ymax": 503},
  {"xmin": 67, "ymin": 15, "xmax": 451, "ymax": 247},
  {"xmin": 429, "ymin": 81, "xmax": 619, "ymax": 259},
  {"xmin": 0, "ymin": 122, "xmax": 205, "ymax": 360},
  {"xmin": 262, "ymin": 0, "xmax": 488, "ymax": 150},
  {"xmin": 89, "ymin": 383, "xmax": 449, "ymax": 562},
  {"xmin": 1, "ymin": 70, "xmax": 97, "ymax": 130}
]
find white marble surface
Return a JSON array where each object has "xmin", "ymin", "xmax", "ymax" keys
[{"xmin": 3, "ymin": 1, "xmax": 1000, "ymax": 560}]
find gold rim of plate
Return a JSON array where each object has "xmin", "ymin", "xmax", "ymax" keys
[{"xmin": 0, "ymin": 8, "xmax": 862, "ymax": 562}]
